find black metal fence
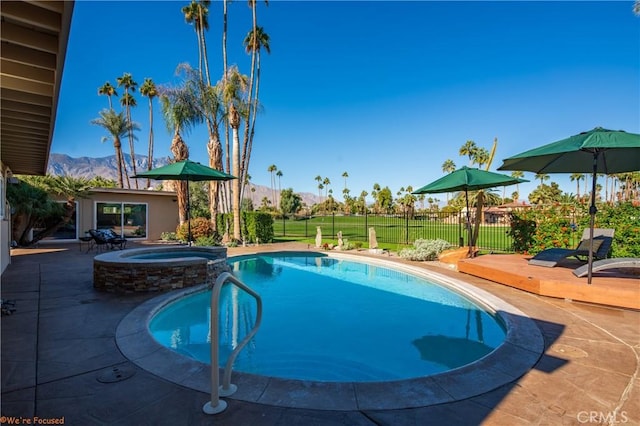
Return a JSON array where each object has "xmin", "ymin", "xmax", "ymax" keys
[{"xmin": 273, "ymin": 211, "xmax": 515, "ymax": 253}]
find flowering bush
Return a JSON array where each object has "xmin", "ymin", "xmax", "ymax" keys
[
  {"xmin": 399, "ymin": 239, "xmax": 452, "ymax": 261},
  {"xmin": 176, "ymin": 217, "xmax": 214, "ymax": 242},
  {"xmin": 508, "ymin": 202, "xmax": 640, "ymax": 257}
]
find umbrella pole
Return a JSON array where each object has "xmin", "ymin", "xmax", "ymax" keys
[
  {"xmin": 465, "ymin": 189, "xmax": 472, "ymax": 256},
  {"xmin": 187, "ymin": 181, "xmax": 192, "ymax": 247},
  {"xmin": 587, "ymin": 154, "xmax": 599, "ymax": 284}
]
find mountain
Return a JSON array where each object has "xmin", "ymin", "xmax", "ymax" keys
[{"xmin": 46, "ymin": 153, "xmax": 322, "ymax": 206}]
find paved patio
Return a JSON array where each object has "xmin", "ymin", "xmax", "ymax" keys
[{"xmin": 1, "ymin": 242, "xmax": 639, "ymax": 425}]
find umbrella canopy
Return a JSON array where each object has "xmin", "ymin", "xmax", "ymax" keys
[
  {"xmin": 132, "ymin": 159, "xmax": 236, "ymax": 182},
  {"xmin": 413, "ymin": 166, "xmax": 528, "ymax": 194},
  {"xmin": 497, "ymin": 127, "xmax": 640, "ymax": 283},
  {"xmin": 132, "ymin": 160, "xmax": 236, "ymax": 244},
  {"xmin": 413, "ymin": 167, "xmax": 527, "ymax": 253}
]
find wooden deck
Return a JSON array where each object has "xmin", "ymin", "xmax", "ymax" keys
[{"xmin": 458, "ymin": 254, "xmax": 640, "ymax": 310}]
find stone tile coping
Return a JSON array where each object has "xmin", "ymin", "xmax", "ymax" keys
[{"xmin": 116, "ymin": 251, "xmax": 544, "ymax": 411}]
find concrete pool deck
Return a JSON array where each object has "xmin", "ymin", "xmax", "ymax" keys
[{"xmin": 2, "ymin": 242, "xmax": 639, "ymax": 425}]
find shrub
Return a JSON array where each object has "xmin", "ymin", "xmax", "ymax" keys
[
  {"xmin": 507, "ymin": 202, "xmax": 640, "ymax": 257},
  {"xmin": 176, "ymin": 217, "xmax": 214, "ymax": 242},
  {"xmin": 399, "ymin": 239, "xmax": 452, "ymax": 261},
  {"xmin": 160, "ymin": 231, "xmax": 177, "ymax": 241},
  {"xmin": 194, "ymin": 234, "xmax": 221, "ymax": 247}
]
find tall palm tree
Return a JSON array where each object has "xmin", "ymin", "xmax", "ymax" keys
[
  {"xmin": 570, "ymin": 173, "xmax": 584, "ymax": 201},
  {"xmin": 240, "ymin": 25, "xmax": 271, "ymax": 199},
  {"xmin": 159, "ymin": 84, "xmax": 201, "ymax": 225},
  {"xmin": 117, "ymin": 73, "xmax": 139, "ymax": 188},
  {"xmin": 229, "ymin": 103, "xmax": 242, "ymax": 240},
  {"xmin": 276, "ymin": 169, "xmax": 283, "ymax": 208},
  {"xmin": 323, "ymin": 177, "xmax": 331, "ymax": 199},
  {"xmin": 268, "ymin": 164, "xmax": 277, "ymax": 207},
  {"xmin": 140, "ymin": 78, "xmax": 157, "ymax": 188},
  {"xmin": 510, "ymin": 170, "xmax": 525, "ymax": 200},
  {"xmin": 472, "ymin": 147, "xmax": 490, "ymax": 168},
  {"xmin": 534, "ymin": 173, "xmax": 550, "ymax": 186},
  {"xmin": 182, "ymin": 1, "xmax": 212, "ymax": 84},
  {"xmin": 459, "ymin": 140, "xmax": 477, "ymax": 165},
  {"xmin": 98, "ymin": 82, "xmax": 118, "ymax": 110},
  {"xmin": 342, "ymin": 171, "xmax": 349, "ymax": 190},
  {"xmin": 91, "ymin": 109, "xmax": 139, "ymax": 188},
  {"xmin": 441, "ymin": 159, "xmax": 456, "ymax": 174}
]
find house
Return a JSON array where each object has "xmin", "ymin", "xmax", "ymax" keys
[
  {"xmin": 1, "ymin": 1, "xmax": 75, "ymax": 273},
  {"xmin": 44, "ymin": 187, "xmax": 179, "ymax": 243}
]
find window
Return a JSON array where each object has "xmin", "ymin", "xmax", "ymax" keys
[
  {"xmin": 96, "ymin": 202, "xmax": 147, "ymax": 238},
  {"xmin": 32, "ymin": 201, "xmax": 78, "ymax": 240}
]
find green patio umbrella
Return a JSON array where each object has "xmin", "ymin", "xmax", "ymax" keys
[
  {"xmin": 498, "ymin": 127, "xmax": 640, "ymax": 283},
  {"xmin": 132, "ymin": 160, "xmax": 236, "ymax": 244},
  {"xmin": 413, "ymin": 167, "xmax": 527, "ymax": 254}
]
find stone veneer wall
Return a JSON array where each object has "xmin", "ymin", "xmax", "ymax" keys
[{"xmin": 94, "ymin": 247, "xmax": 230, "ymax": 294}]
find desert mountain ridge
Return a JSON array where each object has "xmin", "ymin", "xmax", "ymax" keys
[{"xmin": 46, "ymin": 153, "xmax": 323, "ymax": 206}]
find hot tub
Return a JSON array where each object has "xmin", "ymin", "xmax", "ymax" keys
[{"xmin": 93, "ymin": 246, "xmax": 229, "ymax": 294}]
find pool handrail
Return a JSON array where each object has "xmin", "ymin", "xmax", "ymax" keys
[{"xmin": 203, "ymin": 272, "xmax": 263, "ymax": 415}]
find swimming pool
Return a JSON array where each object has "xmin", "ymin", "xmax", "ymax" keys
[{"xmin": 150, "ymin": 253, "xmax": 506, "ymax": 382}]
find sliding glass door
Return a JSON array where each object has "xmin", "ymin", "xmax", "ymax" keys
[{"xmin": 96, "ymin": 202, "xmax": 147, "ymax": 238}]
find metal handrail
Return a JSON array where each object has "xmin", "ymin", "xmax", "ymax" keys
[{"xmin": 203, "ymin": 272, "xmax": 262, "ymax": 415}]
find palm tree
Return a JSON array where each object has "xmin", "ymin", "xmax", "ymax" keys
[
  {"xmin": 534, "ymin": 173, "xmax": 550, "ymax": 186},
  {"xmin": 140, "ymin": 78, "xmax": 157, "ymax": 188},
  {"xmin": 323, "ymin": 177, "xmax": 331, "ymax": 199},
  {"xmin": 459, "ymin": 140, "xmax": 477, "ymax": 165},
  {"xmin": 116, "ymin": 73, "xmax": 139, "ymax": 188},
  {"xmin": 441, "ymin": 159, "xmax": 456, "ymax": 174},
  {"xmin": 182, "ymin": 1, "xmax": 212, "ymax": 84},
  {"xmin": 510, "ymin": 170, "xmax": 525, "ymax": 200},
  {"xmin": 159, "ymin": 84, "xmax": 201, "ymax": 225},
  {"xmin": 472, "ymin": 147, "xmax": 490, "ymax": 168},
  {"xmin": 91, "ymin": 109, "xmax": 139, "ymax": 188},
  {"xmin": 570, "ymin": 173, "xmax": 584, "ymax": 201},
  {"xmin": 98, "ymin": 82, "xmax": 117, "ymax": 110},
  {"xmin": 276, "ymin": 169, "xmax": 283, "ymax": 209},
  {"xmin": 341, "ymin": 171, "xmax": 349, "ymax": 190},
  {"xmin": 241, "ymin": 25, "xmax": 271, "ymax": 197},
  {"xmin": 267, "ymin": 164, "xmax": 277, "ymax": 207},
  {"xmin": 314, "ymin": 175, "xmax": 322, "ymax": 199},
  {"xmin": 221, "ymin": 66, "xmax": 249, "ymax": 237}
]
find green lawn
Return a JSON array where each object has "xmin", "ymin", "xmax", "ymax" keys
[{"xmin": 273, "ymin": 215, "xmax": 514, "ymax": 252}]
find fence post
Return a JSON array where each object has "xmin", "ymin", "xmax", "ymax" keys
[
  {"xmin": 305, "ymin": 215, "xmax": 308, "ymax": 238},
  {"xmin": 365, "ymin": 211, "xmax": 368, "ymax": 242},
  {"xmin": 282, "ymin": 215, "xmax": 286, "ymax": 236},
  {"xmin": 459, "ymin": 211, "xmax": 464, "ymax": 247},
  {"xmin": 405, "ymin": 211, "xmax": 409, "ymax": 245}
]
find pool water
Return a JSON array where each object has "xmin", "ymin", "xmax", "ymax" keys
[{"xmin": 150, "ymin": 254, "xmax": 506, "ymax": 382}]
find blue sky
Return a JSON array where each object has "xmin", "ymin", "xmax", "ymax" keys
[{"xmin": 51, "ymin": 1, "xmax": 640, "ymax": 201}]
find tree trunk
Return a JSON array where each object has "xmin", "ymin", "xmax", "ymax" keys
[
  {"xmin": 147, "ymin": 98, "xmax": 154, "ymax": 188},
  {"xmin": 470, "ymin": 190, "xmax": 484, "ymax": 253},
  {"xmin": 207, "ymin": 132, "xmax": 223, "ymax": 232},
  {"xmin": 230, "ymin": 105, "xmax": 241, "ymax": 241},
  {"xmin": 171, "ymin": 131, "xmax": 190, "ymax": 225},
  {"xmin": 114, "ymin": 138, "xmax": 124, "ymax": 188}
]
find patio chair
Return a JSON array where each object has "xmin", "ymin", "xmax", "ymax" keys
[
  {"xmin": 573, "ymin": 257, "xmax": 640, "ymax": 278},
  {"xmin": 100, "ymin": 229, "xmax": 127, "ymax": 250},
  {"xmin": 528, "ymin": 228, "xmax": 615, "ymax": 268},
  {"xmin": 88, "ymin": 229, "xmax": 110, "ymax": 253}
]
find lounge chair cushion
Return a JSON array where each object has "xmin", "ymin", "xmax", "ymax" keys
[{"xmin": 575, "ymin": 238, "xmax": 604, "ymax": 254}]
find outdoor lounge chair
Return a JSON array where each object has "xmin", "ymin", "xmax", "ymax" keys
[
  {"xmin": 573, "ymin": 258, "xmax": 640, "ymax": 278},
  {"xmin": 528, "ymin": 228, "xmax": 615, "ymax": 267},
  {"xmin": 100, "ymin": 229, "xmax": 127, "ymax": 250},
  {"xmin": 88, "ymin": 229, "xmax": 110, "ymax": 253}
]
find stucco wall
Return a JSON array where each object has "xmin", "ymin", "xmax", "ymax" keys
[{"xmin": 56, "ymin": 188, "xmax": 179, "ymax": 242}]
